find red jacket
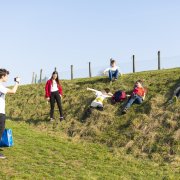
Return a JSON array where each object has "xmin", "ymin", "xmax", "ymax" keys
[
  {"xmin": 45, "ymin": 79, "xmax": 63, "ymax": 98},
  {"xmin": 132, "ymin": 87, "xmax": 145, "ymax": 97}
]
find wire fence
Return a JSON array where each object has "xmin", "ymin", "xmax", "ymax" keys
[{"xmin": 32, "ymin": 52, "xmax": 180, "ymax": 83}]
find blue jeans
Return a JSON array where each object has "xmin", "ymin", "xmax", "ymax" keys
[
  {"xmin": 125, "ymin": 94, "xmax": 143, "ymax": 109},
  {"xmin": 109, "ymin": 69, "xmax": 119, "ymax": 81}
]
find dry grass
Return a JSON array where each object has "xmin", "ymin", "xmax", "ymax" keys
[{"xmin": 6, "ymin": 68, "xmax": 180, "ymax": 163}]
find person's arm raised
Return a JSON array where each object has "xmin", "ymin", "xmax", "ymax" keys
[
  {"xmin": 7, "ymin": 77, "xmax": 20, "ymax": 94},
  {"xmin": 87, "ymin": 87, "xmax": 98, "ymax": 92}
]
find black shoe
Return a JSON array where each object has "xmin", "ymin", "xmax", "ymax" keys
[
  {"xmin": 122, "ymin": 108, "xmax": 128, "ymax": 114},
  {"xmin": 60, "ymin": 117, "xmax": 64, "ymax": 122},
  {"xmin": 97, "ymin": 106, "xmax": 103, "ymax": 111}
]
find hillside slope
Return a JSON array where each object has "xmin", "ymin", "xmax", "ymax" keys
[{"xmin": 6, "ymin": 68, "xmax": 180, "ymax": 163}]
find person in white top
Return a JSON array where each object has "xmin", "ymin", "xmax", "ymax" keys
[
  {"xmin": 87, "ymin": 87, "xmax": 113, "ymax": 111},
  {"xmin": 103, "ymin": 59, "xmax": 122, "ymax": 82},
  {"xmin": 0, "ymin": 69, "xmax": 20, "ymax": 159}
]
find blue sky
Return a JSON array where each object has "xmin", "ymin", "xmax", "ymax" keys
[{"xmin": 0, "ymin": 0, "xmax": 180, "ymax": 85}]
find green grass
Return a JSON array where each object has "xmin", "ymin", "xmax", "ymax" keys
[
  {"xmin": 0, "ymin": 120, "xmax": 179, "ymax": 179},
  {"xmin": 2, "ymin": 68, "xmax": 180, "ymax": 178}
]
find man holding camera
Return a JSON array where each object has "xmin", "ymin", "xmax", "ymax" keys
[{"xmin": 0, "ymin": 69, "xmax": 20, "ymax": 159}]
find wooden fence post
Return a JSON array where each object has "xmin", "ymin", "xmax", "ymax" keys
[
  {"xmin": 31, "ymin": 72, "xmax": 35, "ymax": 84},
  {"xmin": 39, "ymin": 69, "xmax": 42, "ymax": 83},
  {"xmin": 35, "ymin": 74, "xmax": 37, "ymax": 84},
  {"xmin": 132, "ymin": 55, "xmax": 135, "ymax": 73},
  {"xmin": 89, "ymin": 62, "xmax": 92, "ymax": 78},
  {"xmin": 71, "ymin": 65, "xmax": 73, "ymax": 80},
  {"xmin": 158, "ymin": 51, "xmax": 161, "ymax": 70}
]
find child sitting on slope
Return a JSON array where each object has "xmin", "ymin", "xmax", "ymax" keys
[
  {"xmin": 103, "ymin": 59, "xmax": 122, "ymax": 83},
  {"xmin": 122, "ymin": 80, "xmax": 146, "ymax": 114}
]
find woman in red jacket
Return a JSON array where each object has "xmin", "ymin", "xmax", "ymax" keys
[{"xmin": 45, "ymin": 71, "xmax": 64, "ymax": 121}]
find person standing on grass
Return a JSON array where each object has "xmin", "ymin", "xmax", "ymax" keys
[
  {"xmin": 45, "ymin": 71, "xmax": 64, "ymax": 122},
  {"xmin": 103, "ymin": 59, "xmax": 122, "ymax": 83},
  {"xmin": 0, "ymin": 69, "xmax": 20, "ymax": 159}
]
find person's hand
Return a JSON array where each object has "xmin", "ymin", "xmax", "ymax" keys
[
  {"xmin": 46, "ymin": 97, "xmax": 50, "ymax": 101},
  {"xmin": 14, "ymin": 77, "xmax": 20, "ymax": 84},
  {"xmin": 142, "ymin": 94, "xmax": 146, "ymax": 100}
]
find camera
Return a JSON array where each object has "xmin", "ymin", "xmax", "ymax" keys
[{"xmin": 14, "ymin": 77, "xmax": 20, "ymax": 83}]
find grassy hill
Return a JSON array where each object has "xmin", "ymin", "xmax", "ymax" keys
[{"xmin": 1, "ymin": 68, "xmax": 179, "ymax": 178}]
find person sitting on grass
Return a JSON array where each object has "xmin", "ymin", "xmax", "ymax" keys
[
  {"xmin": 168, "ymin": 85, "xmax": 180, "ymax": 103},
  {"xmin": 87, "ymin": 87, "xmax": 113, "ymax": 111},
  {"xmin": 122, "ymin": 80, "xmax": 146, "ymax": 114},
  {"xmin": 103, "ymin": 59, "xmax": 122, "ymax": 83}
]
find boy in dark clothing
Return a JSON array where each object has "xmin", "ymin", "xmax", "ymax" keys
[{"xmin": 168, "ymin": 85, "xmax": 180, "ymax": 103}]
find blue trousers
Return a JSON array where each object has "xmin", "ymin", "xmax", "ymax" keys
[
  {"xmin": 109, "ymin": 69, "xmax": 119, "ymax": 81},
  {"xmin": 125, "ymin": 95, "xmax": 143, "ymax": 109}
]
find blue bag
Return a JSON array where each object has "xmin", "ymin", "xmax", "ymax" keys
[{"xmin": 0, "ymin": 129, "xmax": 14, "ymax": 147}]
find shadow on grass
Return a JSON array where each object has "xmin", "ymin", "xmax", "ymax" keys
[{"xmin": 6, "ymin": 116, "xmax": 50, "ymax": 125}]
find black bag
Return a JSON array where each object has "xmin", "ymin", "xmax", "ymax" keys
[{"xmin": 112, "ymin": 90, "xmax": 126, "ymax": 103}]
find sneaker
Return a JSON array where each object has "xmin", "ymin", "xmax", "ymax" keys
[
  {"xmin": 0, "ymin": 154, "xmax": 6, "ymax": 159},
  {"xmin": 60, "ymin": 117, "xmax": 64, "ymax": 122},
  {"xmin": 110, "ymin": 81, "xmax": 112, "ymax": 85},
  {"xmin": 50, "ymin": 118, "xmax": 54, "ymax": 122},
  {"xmin": 122, "ymin": 108, "xmax": 128, "ymax": 114},
  {"xmin": 114, "ymin": 78, "xmax": 118, "ymax": 81}
]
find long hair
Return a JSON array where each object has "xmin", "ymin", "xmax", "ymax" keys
[{"xmin": 51, "ymin": 71, "xmax": 60, "ymax": 85}]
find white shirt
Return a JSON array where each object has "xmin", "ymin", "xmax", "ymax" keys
[
  {"xmin": 91, "ymin": 90, "xmax": 111, "ymax": 107},
  {"xmin": 0, "ymin": 83, "xmax": 8, "ymax": 114},
  {"xmin": 51, "ymin": 80, "xmax": 58, "ymax": 92},
  {"xmin": 104, "ymin": 65, "xmax": 120, "ymax": 74}
]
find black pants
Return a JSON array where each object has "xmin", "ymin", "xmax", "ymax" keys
[
  {"xmin": 0, "ymin": 114, "xmax": 6, "ymax": 139},
  {"xmin": 50, "ymin": 91, "xmax": 63, "ymax": 118},
  {"xmin": 176, "ymin": 89, "xmax": 180, "ymax": 98}
]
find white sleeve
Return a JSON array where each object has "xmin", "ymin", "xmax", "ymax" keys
[
  {"xmin": 104, "ymin": 68, "xmax": 110, "ymax": 73},
  {"xmin": 95, "ymin": 91, "xmax": 102, "ymax": 96},
  {"xmin": 0, "ymin": 85, "xmax": 8, "ymax": 94}
]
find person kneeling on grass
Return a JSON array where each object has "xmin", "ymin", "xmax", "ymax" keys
[
  {"xmin": 122, "ymin": 80, "xmax": 146, "ymax": 114},
  {"xmin": 87, "ymin": 87, "xmax": 113, "ymax": 111},
  {"xmin": 168, "ymin": 85, "xmax": 180, "ymax": 103}
]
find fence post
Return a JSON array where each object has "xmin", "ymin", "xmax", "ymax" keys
[
  {"xmin": 89, "ymin": 62, "xmax": 92, "ymax": 78},
  {"xmin": 132, "ymin": 55, "xmax": 135, "ymax": 73},
  {"xmin": 35, "ymin": 74, "xmax": 37, "ymax": 84},
  {"xmin": 71, "ymin": 65, "xmax": 73, "ymax": 80},
  {"xmin": 39, "ymin": 69, "xmax": 42, "ymax": 83},
  {"xmin": 158, "ymin": 51, "xmax": 161, "ymax": 70},
  {"xmin": 31, "ymin": 72, "xmax": 35, "ymax": 84}
]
